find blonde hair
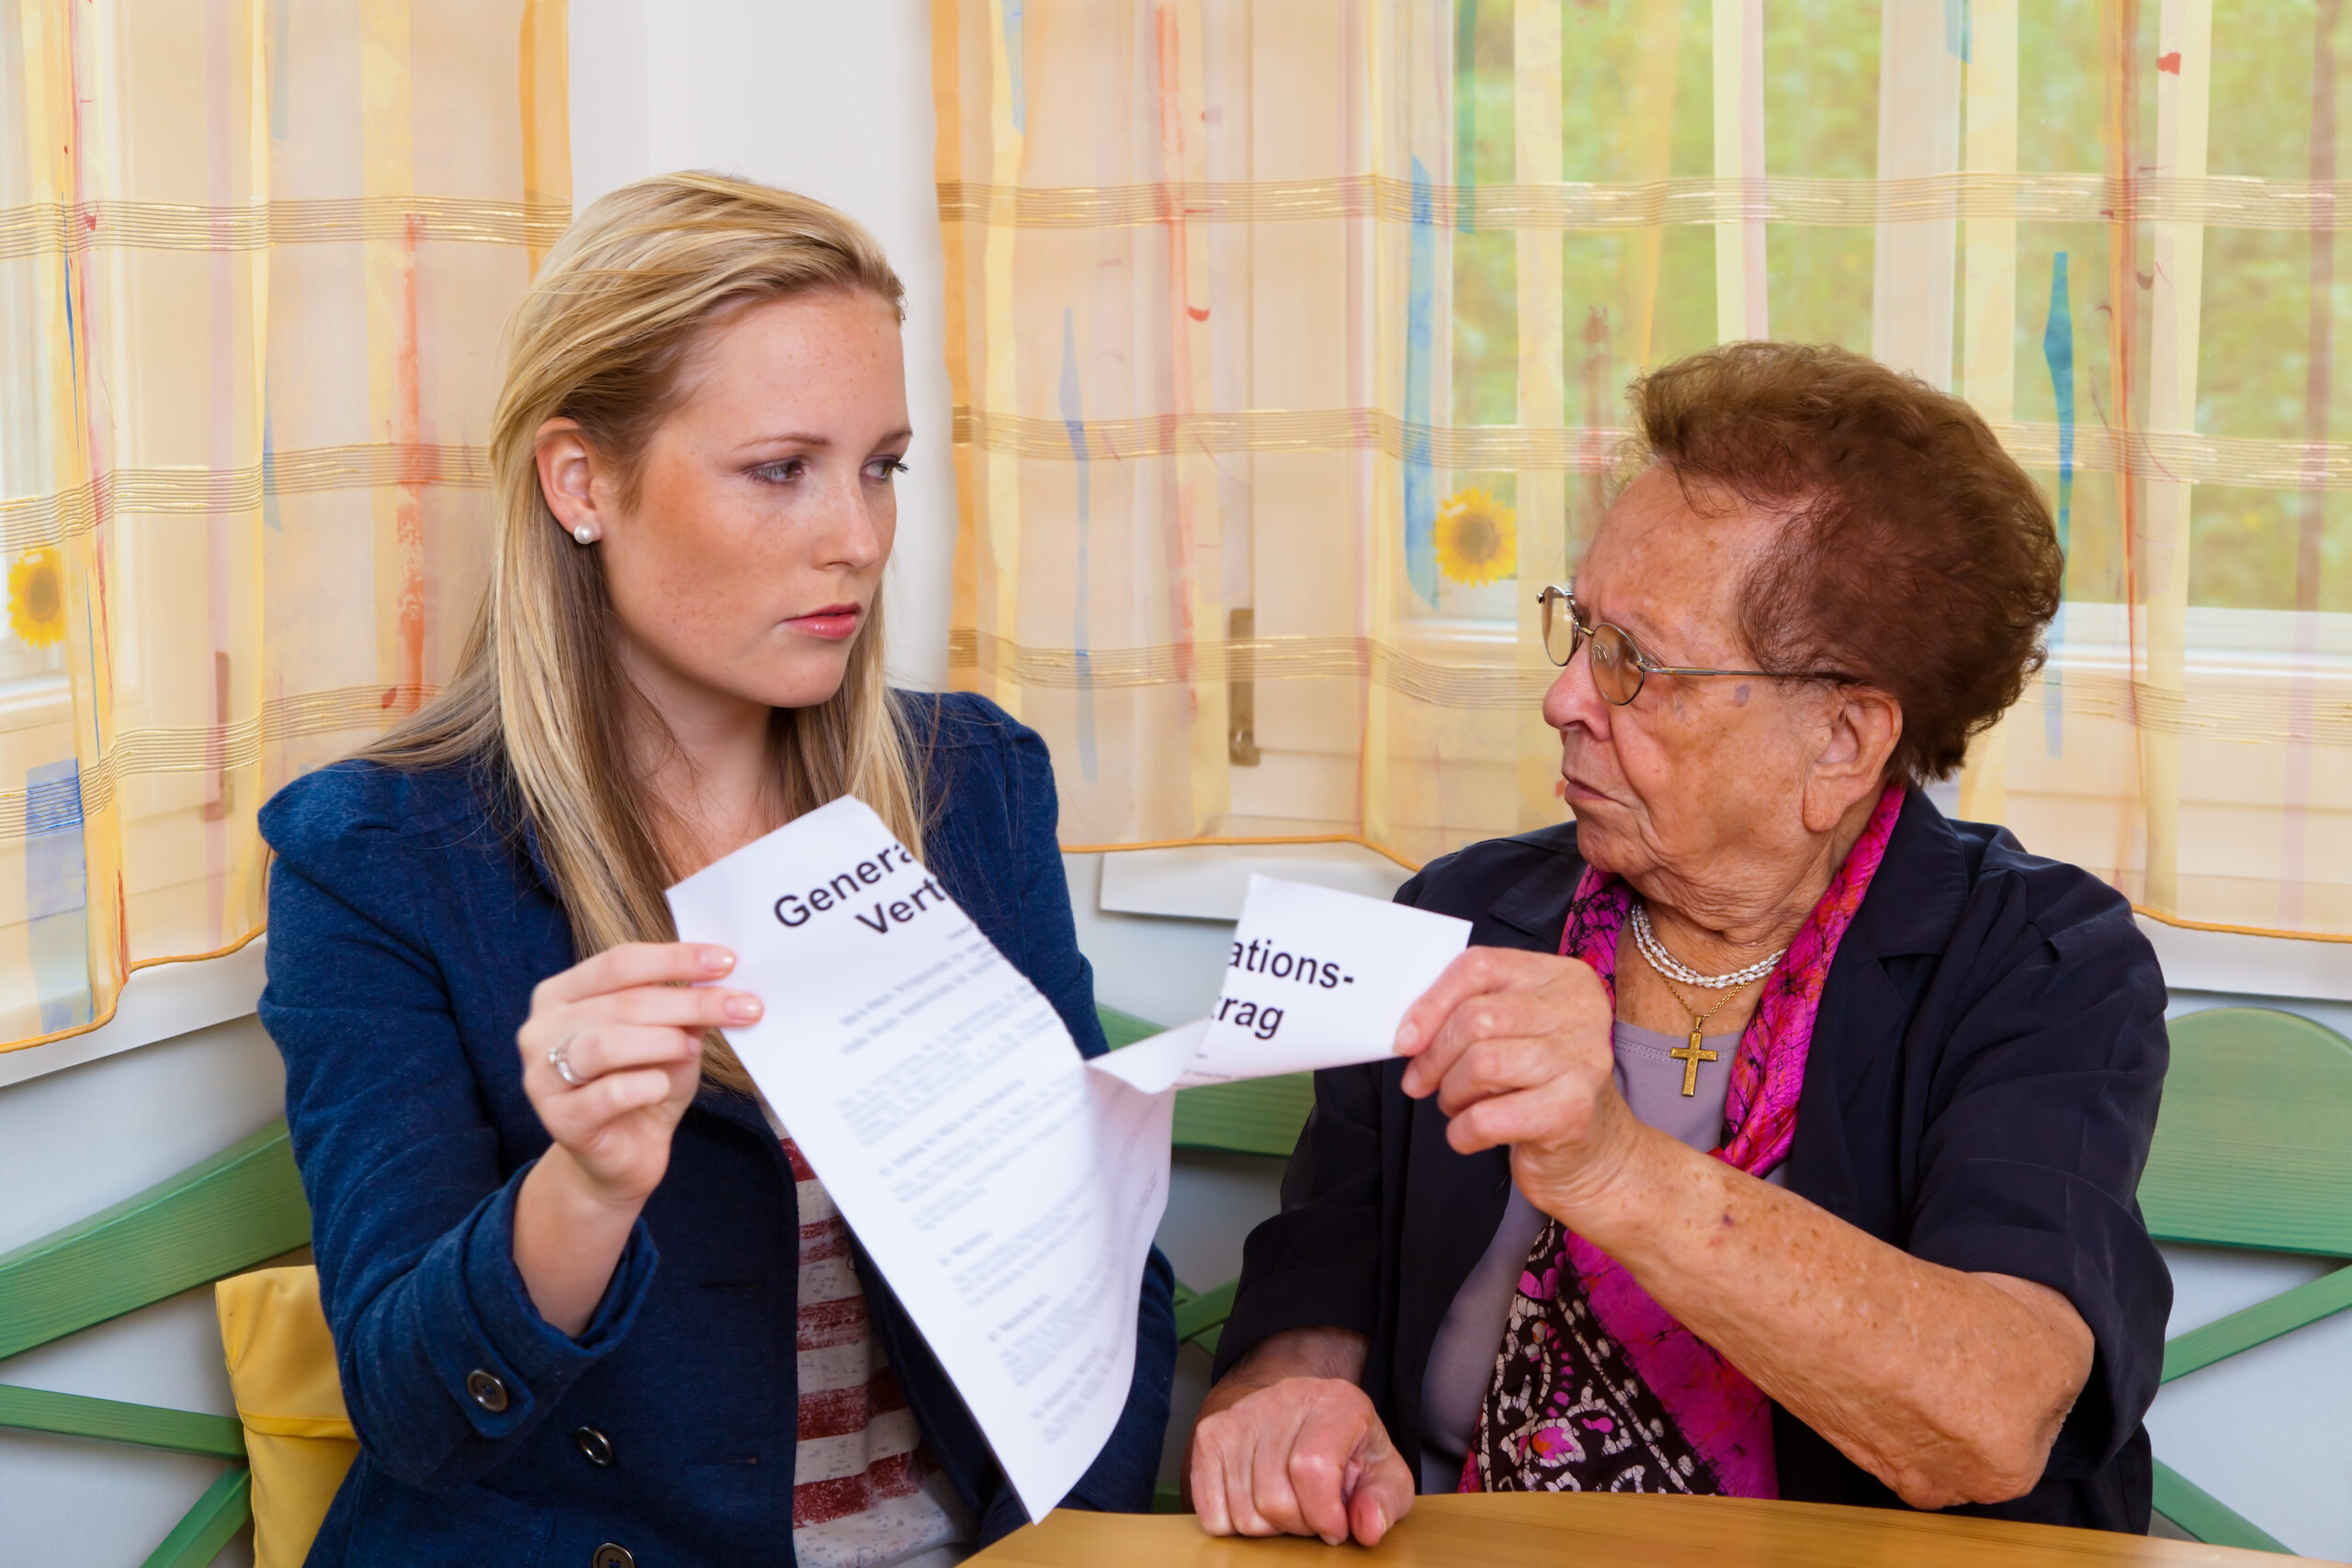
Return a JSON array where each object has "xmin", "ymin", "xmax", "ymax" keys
[{"xmin": 363, "ymin": 172, "xmax": 928, "ymax": 1097}]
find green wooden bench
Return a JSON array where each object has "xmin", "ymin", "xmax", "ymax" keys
[
  {"xmin": 0, "ymin": 1005, "xmax": 1316, "ymax": 1555},
  {"xmin": 13, "ymin": 1003, "xmax": 2340, "ymax": 1554},
  {"xmin": 0, "ymin": 1118, "xmax": 311, "ymax": 1567},
  {"xmin": 2135, "ymin": 1006, "xmax": 2352, "ymax": 1554}
]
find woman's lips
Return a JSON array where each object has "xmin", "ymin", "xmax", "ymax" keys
[{"xmin": 785, "ymin": 604, "xmax": 862, "ymax": 641}]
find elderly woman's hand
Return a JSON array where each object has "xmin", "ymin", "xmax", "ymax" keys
[
  {"xmin": 1394, "ymin": 947, "xmax": 1646, "ymax": 1225},
  {"xmin": 1394, "ymin": 950, "xmax": 2098, "ymax": 1514},
  {"xmin": 1186, "ymin": 1329, "xmax": 1413, "ymax": 1546}
]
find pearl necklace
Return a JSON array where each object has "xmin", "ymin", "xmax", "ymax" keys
[{"xmin": 1628, "ymin": 900, "xmax": 1786, "ymax": 990}]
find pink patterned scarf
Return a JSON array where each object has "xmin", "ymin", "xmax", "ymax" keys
[{"xmin": 1460, "ymin": 782, "xmax": 1907, "ymax": 1498}]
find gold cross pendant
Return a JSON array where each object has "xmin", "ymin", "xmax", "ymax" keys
[{"xmin": 1670, "ymin": 1029, "xmax": 1719, "ymax": 1097}]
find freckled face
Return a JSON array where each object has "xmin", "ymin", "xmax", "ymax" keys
[
  {"xmin": 1540, "ymin": 468, "xmax": 1826, "ymax": 891},
  {"xmin": 597, "ymin": 288, "xmax": 910, "ymax": 713}
]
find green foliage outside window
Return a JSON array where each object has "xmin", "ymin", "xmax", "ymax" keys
[{"xmin": 1448, "ymin": 0, "xmax": 2351, "ymax": 614}]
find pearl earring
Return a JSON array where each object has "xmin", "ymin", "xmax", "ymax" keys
[{"xmin": 572, "ymin": 524, "xmax": 597, "ymax": 545}]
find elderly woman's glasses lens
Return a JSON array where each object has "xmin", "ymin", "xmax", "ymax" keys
[{"xmin": 1534, "ymin": 584, "xmax": 1849, "ymax": 706}]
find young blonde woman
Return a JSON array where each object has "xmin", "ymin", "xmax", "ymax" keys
[{"xmin": 258, "ymin": 174, "xmax": 1173, "ymax": 1567}]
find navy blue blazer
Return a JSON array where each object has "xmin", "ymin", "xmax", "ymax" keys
[
  {"xmin": 1214, "ymin": 792, "xmax": 2171, "ymax": 1531},
  {"xmin": 258, "ymin": 693, "xmax": 1174, "ymax": 1566}
]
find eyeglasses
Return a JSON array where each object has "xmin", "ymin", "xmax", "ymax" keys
[{"xmin": 1534, "ymin": 583, "xmax": 1851, "ymax": 706}]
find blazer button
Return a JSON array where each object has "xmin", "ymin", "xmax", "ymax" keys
[
  {"xmin": 574, "ymin": 1426, "xmax": 615, "ymax": 1467},
  {"xmin": 464, "ymin": 1370, "xmax": 509, "ymax": 1413},
  {"xmin": 591, "ymin": 1545, "xmax": 634, "ymax": 1568}
]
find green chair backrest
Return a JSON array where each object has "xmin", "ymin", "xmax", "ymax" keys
[
  {"xmin": 1095, "ymin": 1004, "xmax": 1165, "ymax": 1052},
  {"xmin": 2134, "ymin": 1006, "xmax": 2352, "ymax": 1556},
  {"xmin": 2139, "ymin": 1007, "xmax": 2352, "ymax": 1258},
  {"xmin": 1098, "ymin": 1002, "xmax": 1316, "ymax": 1161},
  {"xmin": 0, "ymin": 1117, "xmax": 311, "ymax": 1568}
]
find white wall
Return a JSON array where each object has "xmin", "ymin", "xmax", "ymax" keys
[{"xmin": 569, "ymin": 0, "xmax": 957, "ymax": 692}]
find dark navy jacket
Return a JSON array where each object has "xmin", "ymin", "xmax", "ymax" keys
[
  {"xmin": 258, "ymin": 693, "xmax": 1174, "ymax": 1566},
  {"xmin": 1214, "ymin": 792, "xmax": 2171, "ymax": 1531}
]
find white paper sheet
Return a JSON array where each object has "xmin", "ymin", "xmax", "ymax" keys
[
  {"xmin": 1188, "ymin": 874, "xmax": 1471, "ymax": 1085},
  {"xmin": 666, "ymin": 800, "xmax": 1471, "ymax": 1522},
  {"xmin": 1089, "ymin": 875, "xmax": 1473, "ymax": 1093}
]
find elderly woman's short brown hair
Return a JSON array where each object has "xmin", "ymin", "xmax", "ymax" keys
[{"xmin": 1621, "ymin": 341, "xmax": 2064, "ymax": 785}]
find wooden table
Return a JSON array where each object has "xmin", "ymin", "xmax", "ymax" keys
[{"xmin": 970, "ymin": 1495, "xmax": 2333, "ymax": 1567}]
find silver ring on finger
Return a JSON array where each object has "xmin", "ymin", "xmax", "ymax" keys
[{"xmin": 548, "ymin": 1032, "xmax": 586, "ymax": 1088}]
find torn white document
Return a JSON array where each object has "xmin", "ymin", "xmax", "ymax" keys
[
  {"xmin": 1189, "ymin": 873, "xmax": 1470, "ymax": 1084},
  {"xmin": 666, "ymin": 798, "xmax": 1471, "ymax": 1522}
]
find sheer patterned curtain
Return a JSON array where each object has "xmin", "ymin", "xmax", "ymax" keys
[
  {"xmin": 932, "ymin": 0, "xmax": 2352, "ymax": 942},
  {"xmin": 0, "ymin": 1, "xmax": 569, "ymax": 1052}
]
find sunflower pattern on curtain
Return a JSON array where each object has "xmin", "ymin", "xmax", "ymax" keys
[
  {"xmin": 932, "ymin": 0, "xmax": 2352, "ymax": 942},
  {"xmin": 0, "ymin": 1, "xmax": 568, "ymax": 1052}
]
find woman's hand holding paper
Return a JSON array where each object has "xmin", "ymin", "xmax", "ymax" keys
[
  {"xmin": 510, "ymin": 941, "xmax": 760, "ymax": 1335},
  {"xmin": 517, "ymin": 942, "xmax": 756, "ymax": 1201},
  {"xmin": 1393, "ymin": 946, "xmax": 1649, "ymax": 1230}
]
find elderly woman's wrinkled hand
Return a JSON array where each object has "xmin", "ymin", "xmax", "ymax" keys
[
  {"xmin": 1394, "ymin": 946, "xmax": 1645, "ymax": 1224},
  {"xmin": 1188, "ymin": 1373, "xmax": 1413, "ymax": 1547}
]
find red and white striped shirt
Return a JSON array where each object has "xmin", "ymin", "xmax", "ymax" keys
[{"xmin": 763, "ymin": 1104, "xmax": 970, "ymax": 1567}]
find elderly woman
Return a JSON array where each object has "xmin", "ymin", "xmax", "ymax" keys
[{"xmin": 1188, "ymin": 342, "xmax": 2169, "ymax": 1544}]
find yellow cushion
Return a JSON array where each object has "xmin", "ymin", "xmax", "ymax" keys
[{"xmin": 217, "ymin": 1265, "xmax": 359, "ymax": 1568}]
